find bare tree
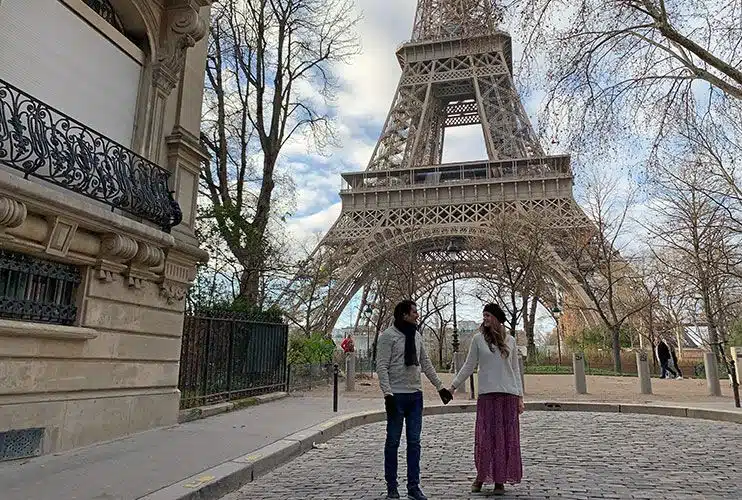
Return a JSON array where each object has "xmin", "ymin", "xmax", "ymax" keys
[
  {"xmin": 645, "ymin": 155, "xmax": 742, "ymax": 386},
  {"xmin": 418, "ymin": 285, "xmax": 453, "ymax": 368},
  {"xmin": 561, "ymin": 168, "xmax": 652, "ymax": 372},
  {"xmin": 513, "ymin": 0, "xmax": 742, "ymax": 155},
  {"xmin": 200, "ymin": 0, "xmax": 360, "ymax": 306},
  {"xmin": 470, "ymin": 213, "xmax": 549, "ymax": 357},
  {"xmin": 280, "ymin": 237, "xmax": 336, "ymax": 336}
]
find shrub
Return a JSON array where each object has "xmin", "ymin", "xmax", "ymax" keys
[{"xmin": 288, "ymin": 333, "xmax": 336, "ymax": 365}]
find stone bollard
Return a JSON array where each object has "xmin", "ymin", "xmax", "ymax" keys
[
  {"xmin": 732, "ymin": 347, "xmax": 742, "ymax": 386},
  {"xmin": 636, "ymin": 350, "xmax": 652, "ymax": 395},
  {"xmin": 518, "ymin": 354, "xmax": 526, "ymax": 395},
  {"xmin": 704, "ymin": 352, "xmax": 722, "ymax": 397},
  {"xmin": 573, "ymin": 352, "xmax": 587, "ymax": 394},
  {"xmin": 345, "ymin": 352, "xmax": 355, "ymax": 392}
]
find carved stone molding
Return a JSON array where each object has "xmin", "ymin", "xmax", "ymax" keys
[
  {"xmin": 100, "ymin": 233, "xmax": 139, "ymax": 262},
  {"xmin": 160, "ymin": 281, "xmax": 189, "ymax": 304},
  {"xmin": 44, "ymin": 216, "xmax": 78, "ymax": 257},
  {"xmin": 0, "ymin": 197, "xmax": 27, "ymax": 230},
  {"xmin": 153, "ymin": 0, "xmax": 209, "ymax": 93},
  {"xmin": 132, "ymin": 242, "xmax": 165, "ymax": 268},
  {"xmin": 158, "ymin": 253, "xmax": 197, "ymax": 304}
]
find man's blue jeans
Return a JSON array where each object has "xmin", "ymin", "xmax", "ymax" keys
[{"xmin": 384, "ymin": 391, "xmax": 423, "ymax": 491}]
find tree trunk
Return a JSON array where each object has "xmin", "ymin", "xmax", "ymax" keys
[{"xmin": 612, "ymin": 325, "xmax": 622, "ymax": 373}]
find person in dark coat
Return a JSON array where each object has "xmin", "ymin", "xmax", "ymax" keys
[
  {"xmin": 669, "ymin": 343, "xmax": 683, "ymax": 379},
  {"xmin": 656, "ymin": 338, "xmax": 677, "ymax": 379}
]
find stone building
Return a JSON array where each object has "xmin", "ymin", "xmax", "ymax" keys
[{"xmin": 0, "ymin": 0, "xmax": 211, "ymax": 457}]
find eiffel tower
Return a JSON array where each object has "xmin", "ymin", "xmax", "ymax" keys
[{"xmin": 292, "ymin": 0, "xmax": 597, "ymax": 332}]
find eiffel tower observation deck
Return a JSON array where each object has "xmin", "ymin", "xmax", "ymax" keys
[{"xmin": 291, "ymin": 0, "xmax": 595, "ymax": 330}]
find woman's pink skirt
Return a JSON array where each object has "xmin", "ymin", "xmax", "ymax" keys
[{"xmin": 474, "ymin": 392, "xmax": 523, "ymax": 484}]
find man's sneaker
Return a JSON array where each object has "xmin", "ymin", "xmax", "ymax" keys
[
  {"xmin": 386, "ymin": 486, "xmax": 400, "ymax": 499},
  {"xmin": 407, "ymin": 486, "xmax": 428, "ymax": 500},
  {"xmin": 676, "ymin": 375, "xmax": 683, "ymax": 380}
]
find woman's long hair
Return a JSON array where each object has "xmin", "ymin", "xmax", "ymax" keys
[{"xmin": 482, "ymin": 304, "xmax": 509, "ymax": 358}]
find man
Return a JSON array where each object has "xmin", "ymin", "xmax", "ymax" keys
[
  {"xmin": 656, "ymin": 338, "xmax": 677, "ymax": 379},
  {"xmin": 377, "ymin": 300, "xmax": 453, "ymax": 500},
  {"xmin": 669, "ymin": 342, "xmax": 683, "ymax": 379}
]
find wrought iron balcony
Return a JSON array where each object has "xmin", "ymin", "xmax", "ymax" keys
[{"xmin": 0, "ymin": 78, "xmax": 182, "ymax": 232}]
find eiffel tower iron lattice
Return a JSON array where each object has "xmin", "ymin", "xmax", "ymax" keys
[{"xmin": 285, "ymin": 0, "xmax": 601, "ymax": 333}]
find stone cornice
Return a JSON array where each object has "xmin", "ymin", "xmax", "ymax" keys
[
  {"xmin": 0, "ymin": 319, "xmax": 98, "ymax": 341},
  {"xmin": 0, "ymin": 169, "xmax": 174, "ymax": 249},
  {"xmin": 0, "ymin": 176, "xmax": 199, "ymax": 304}
]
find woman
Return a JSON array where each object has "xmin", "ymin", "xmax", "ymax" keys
[{"xmin": 449, "ymin": 303, "xmax": 524, "ymax": 495}]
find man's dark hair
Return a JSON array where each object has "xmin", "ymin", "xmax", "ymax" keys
[{"xmin": 393, "ymin": 300, "xmax": 416, "ymax": 321}]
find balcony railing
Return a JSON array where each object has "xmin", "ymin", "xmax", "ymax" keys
[{"xmin": 0, "ymin": 78, "xmax": 181, "ymax": 232}]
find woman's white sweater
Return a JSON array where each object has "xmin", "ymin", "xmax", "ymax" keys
[{"xmin": 451, "ymin": 333, "xmax": 523, "ymax": 397}]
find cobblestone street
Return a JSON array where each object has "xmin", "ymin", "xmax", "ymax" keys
[{"xmin": 224, "ymin": 412, "xmax": 742, "ymax": 499}]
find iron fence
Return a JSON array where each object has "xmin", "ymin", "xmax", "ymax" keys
[
  {"xmin": 178, "ymin": 311, "xmax": 288, "ymax": 409},
  {"xmin": 286, "ymin": 363, "xmax": 332, "ymax": 392}
]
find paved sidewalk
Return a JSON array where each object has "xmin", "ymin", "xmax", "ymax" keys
[{"xmin": 0, "ymin": 394, "xmax": 380, "ymax": 500}]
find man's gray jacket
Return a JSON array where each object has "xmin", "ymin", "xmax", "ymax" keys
[{"xmin": 376, "ymin": 324, "xmax": 443, "ymax": 396}]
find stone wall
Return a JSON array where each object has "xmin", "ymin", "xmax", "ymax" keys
[{"xmin": 0, "ymin": 0, "xmax": 211, "ymax": 455}]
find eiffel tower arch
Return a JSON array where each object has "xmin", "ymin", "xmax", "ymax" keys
[{"xmin": 288, "ymin": 0, "xmax": 599, "ymax": 332}]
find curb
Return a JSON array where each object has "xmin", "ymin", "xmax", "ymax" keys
[
  {"xmin": 140, "ymin": 401, "xmax": 741, "ymax": 500},
  {"xmin": 177, "ymin": 392, "xmax": 288, "ymax": 424}
]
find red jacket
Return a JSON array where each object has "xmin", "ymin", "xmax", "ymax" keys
[{"xmin": 341, "ymin": 337, "xmax": 355, "ymax": 353}]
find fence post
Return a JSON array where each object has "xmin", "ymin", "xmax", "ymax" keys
[
  {"xmin": 285, "ymin": 364, "xmax": 292, "ymax": 394},
  {"xmin": 333, "ymin": 363, "xmax": 339, "ymax": 412},
  {"xmin": 226, "ymin": 320, "xmax": 234, "ymax": 398},
  {"xmin": 346, "ymin": 352, "xmax": 356, "ymax": 392},
  {"xmin": 201, "ymin": 317, "xmax": 211, "ymax": 406}
]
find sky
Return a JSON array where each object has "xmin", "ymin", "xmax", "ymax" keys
[{"xmin": 281, "ymin": 0, "xmax": 558, "ymax": 333}]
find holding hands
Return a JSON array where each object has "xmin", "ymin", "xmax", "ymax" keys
[{"xmin": 438, "ymin": 387, "xmax": 453, "ymax": 405}]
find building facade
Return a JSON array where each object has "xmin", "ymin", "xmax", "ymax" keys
[{"xmin": 0, "ymin": 0, "xmax": 211, "ymax": 457}]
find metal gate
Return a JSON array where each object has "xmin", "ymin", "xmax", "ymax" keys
[{"xmin": 178, "ymin": 311, "xmax": 288, "ymax": 409}]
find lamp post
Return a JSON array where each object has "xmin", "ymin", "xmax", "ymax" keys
[
  {"xmin": 446, "ymin": 242, "xmax": 460, "ymax": 365},
  {"xmin": 552, "ymin": 305, "xmax": 562, "ymax": 366},
  {"xmin": 363, "ymin": 304, "xmax": 373, "ymax": 358}
]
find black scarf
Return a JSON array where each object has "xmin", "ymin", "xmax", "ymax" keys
[{"xmin": 394, "ymin": 319, "xmax": 419, "ymax": 367}]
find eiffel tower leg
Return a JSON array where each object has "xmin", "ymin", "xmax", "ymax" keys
[{"xmin": 368, "ymin": 80, "xmax": 431, "ymax": 171}]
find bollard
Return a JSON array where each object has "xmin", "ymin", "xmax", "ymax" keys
[
  {"xmin": 573, "ymin": 352, "xmax": 587, "ymax": 394},
  {"xmin": 518, "ymin": 354, "xmax": 525, "ymax": 395},
  {"xmin": 333, "ymin": 363, "xmax": 339, "ymax": 412},
  {"xmin": 732, "ymin": 347, "xmax": 742, "ymax": 386},
  {"xmin": 704, "ymin": 352, "xmax": 722, "ymax": 397},
  {"xmin": 345, "ymin": 352, "xmax": 356, "ymax": 392},
  {"xmin": 636, "ymin": 350, "xmax": 652, "ymax": 395}
]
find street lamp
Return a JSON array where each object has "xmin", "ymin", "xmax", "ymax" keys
[
  {"xmin": 363, "ymin": 304, "xmax": 373, "ymax": 357},
  {"xmin": 551, "ymin": 305, "xmax": 562, "ymax": 366},
  {"xmin": 446, "ymin": 242, "xmax": 460, "ymax": 360}
]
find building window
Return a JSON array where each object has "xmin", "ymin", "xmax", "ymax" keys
[
  {"xmin": 83, "ymin": 0, "xmax": 127, "ymax": 36},
  {"xmin": 0, "ymin": 250, "xmax": 81, "ymax": 326}
]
